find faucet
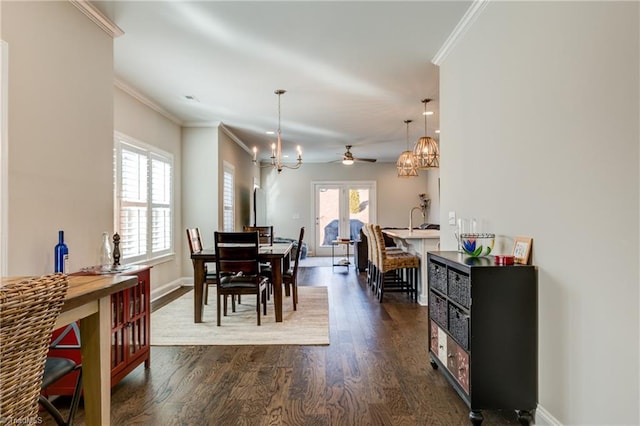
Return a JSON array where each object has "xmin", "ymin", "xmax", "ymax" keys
[{"xmin": 409, "ymin": 206, "xmax": 424, "ymax": 233}]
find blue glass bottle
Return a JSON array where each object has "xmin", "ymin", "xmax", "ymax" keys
[{"xmin": 54, "ymin": 230, "xmax": 69, "ymax": 273}]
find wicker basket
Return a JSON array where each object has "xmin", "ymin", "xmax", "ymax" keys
[
  {"xmin": 428, "ymin": 262, "xmax": 447, "ymax": 294},
  {"xmin": 448, "ymin": 304, "xmax": 470, "ymax": 350},
  {"xmin": 429, "ymin": 291, "xmax": 447, "ymax": 328},
  {"xmin": 448, "ymin": 269, "xmax": 470, "ymax": 308},
  {"xmin": 0, "ymin": 274, "xmax": 68, "ymax": 422}
]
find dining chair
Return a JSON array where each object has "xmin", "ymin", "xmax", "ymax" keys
[
  {"xmin": 242, "ymin": 225, "xmax": 274, "ymax": 246},
  {"xmin": 243, "ymin": 225, "xmax": 275, "ymax": 296},
  {"xmin": 282, "ymin": 226, "xmax": 304, "ymax": 311},
  {"xmin": 214, "ymin": 231, "xmax": 269, "ymax": 326},
  {"xmin": 0, "ymin": 273, "xmax": 76, "ymax": 424},
  {"xmin": 187, "ymin": 228, "xmax": 219, "ymax": 306}
]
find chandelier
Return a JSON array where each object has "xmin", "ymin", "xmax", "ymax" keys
[
  {"xmin": 252, "ymin": 89, "xmax": 302, "ymax": 173},
  {"xmin": 413, "ymin": 98, "xmax": 439, "ymax": 169},
  {"xmin": 397, "ymin": 119, "xmax": 418, "ymax": 178}
]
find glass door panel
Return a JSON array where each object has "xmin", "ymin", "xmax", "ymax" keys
[{"xmin": 313, "ymin": 182, "xmax": 375, "ymax": 256}]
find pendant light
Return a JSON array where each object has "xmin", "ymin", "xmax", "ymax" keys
[
  {"xmin": 413, "ymin": 98, "xmax": 439, "ymax": 169},
  {"xmin": 397, "ymin": 119, "xmax": 418, "ymax": 178}
]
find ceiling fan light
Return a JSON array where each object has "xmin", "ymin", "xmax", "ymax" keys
[{"xmin": 342, "ymin": 159, "xmax": 354, "ymax": 165}]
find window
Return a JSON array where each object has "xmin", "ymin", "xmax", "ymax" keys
[
  {"xmin": 114, "ymin": 132, "xmax": 173, "ymax": 263},
  {"xmin": 222, "ymin": 162, "xmax": 234, "ymax": 232}
]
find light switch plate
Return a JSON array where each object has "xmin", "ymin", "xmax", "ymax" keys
[{"xmin": 448, "ymin": 211, "xmax": 456, "ymax": 225}]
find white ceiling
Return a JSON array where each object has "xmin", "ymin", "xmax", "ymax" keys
[{"xmin": 93, "ymin": 1, "xmax": 471, "ymax": 163}]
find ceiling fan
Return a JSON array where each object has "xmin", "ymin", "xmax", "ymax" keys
[{"xmin": 338, "ymin": 145, "xmax": 377, "ymax": 165}]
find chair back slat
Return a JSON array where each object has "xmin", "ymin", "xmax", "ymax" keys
[
  {"xmin": 243, "ymin": 226, "xmax": 274, "ymax": 246},
  {"xmin": 215, "ymin": 231, "xmax": 261, "ymax": 276},
  {"xmin": 0, "ymin": 274, "xmax": 68, "ymax": 421},
  {"xmin": 291, "ymin": 226, "xmax": 305, "ymax": 278},
  {"xmin": 186, "ymin": 228, "xmax": 203, "ymax": 254}
]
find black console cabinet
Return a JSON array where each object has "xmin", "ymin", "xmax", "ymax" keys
[{"xmin": 427, "ymin": 251, "xmax": 538, "ymax": 425}]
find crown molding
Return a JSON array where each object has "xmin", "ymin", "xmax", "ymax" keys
[
  {"xmin": 432, "ymin": 0, "xmax": 489, "ymax": 66},
  {"xmin": 114, "ymin": 79, "xmax": 183, "ymax": 126},
  {"xmin": 220, "ymin": 123, "xmax": 253, "ymax": 155},
  {"xmin": 182, "ymin": 121, "xmax": 221, "ymax": 128},
  {"xmin": 183, "ymin": 122, "xmax": 252, "ymax": 155},
  {"xmin": 69, "ymin": 0, "xmax": 124, "ymax": 38}
]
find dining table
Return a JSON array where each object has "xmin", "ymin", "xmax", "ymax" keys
[
  {"xmin": 1, "ymin": 273, "xmax": 138, "ymax": 426},
  {"xmin": 191, "ymin": 242, "xmax": 293, "ymax": 323}
]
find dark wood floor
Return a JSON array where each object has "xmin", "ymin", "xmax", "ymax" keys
[{"xmin": 42, "ymin": 264, "xmax": 521, "ymax": 425}]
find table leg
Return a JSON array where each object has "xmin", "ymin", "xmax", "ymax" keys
[
  {"xmin": 193, "ymin": 260, "xmax": 205, "ymax": 323},
  {"xmin": 331, "ymin": 243, "xmax": 335, "ymax": 269},
  {"xmin": 79, "ymin": 297, "xmax": 110, "ymax": 426},
  {"xmin": 271, "ymin": 258, "xmax": 283, "ymax": 322}
]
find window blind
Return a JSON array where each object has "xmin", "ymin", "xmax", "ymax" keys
[
  {"xmin": 223, "ymin": 164, "xmax": 234, "ymax": 232},
  {"xmin": 115, "ymin": 136, "xmax": 173, "ymax": 263}
]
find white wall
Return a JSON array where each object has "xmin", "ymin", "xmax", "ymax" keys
[
  {"xmin": 182, "ymin": 126, "xmax": 218, "ymax": 275},
  {"xmin": 217, "ymin": 127, "xmax": 259, "ymax": 231},
  {"xmin": 261, "ymin": 162, "xmax": 438, "ymax": 253},
  {"xmin": 439, "ymin": 2, "xmax": 639, "ymax": 424},
  {"xmin": 2, "ymin": 1, "xmax": 114, "ymax": 274},
  {"xmin": 114, "ymin": 86, "xmax": 183, "ymax": 293}
]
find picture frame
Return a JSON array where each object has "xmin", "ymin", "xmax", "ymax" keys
[{"xmin": 512, "ymin": 236, "xmax": 533, "ymax": 265}]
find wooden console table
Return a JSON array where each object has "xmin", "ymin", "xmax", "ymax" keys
[
  {"xmin": 46, "ymin": 265, "xmax": 151, "ymax": 394},
  {"xmin": 1, "ymin": 274, "xmax": 138, "ymax": 426}
]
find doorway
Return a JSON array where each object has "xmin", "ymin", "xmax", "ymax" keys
[{"xmin": 313, "ymin": 181, "xmax": 376, "ymax": 257}]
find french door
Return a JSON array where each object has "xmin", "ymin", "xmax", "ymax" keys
[{"xmin": 313, "ymin": 181, "xmax": 376, "ymax": 256}]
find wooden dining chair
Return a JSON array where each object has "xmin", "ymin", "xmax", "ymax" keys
[
  {"xmin": 0, "ymin": 273, "xmax": 73, "ymax": 424},
  {"xmin": 243, "ymin": 225, "xmax": 274, "ymax": 246},
  {"xmin": 214, "ymin": 231, "xmax": 269, "ymax": 326},
  {"xmin": 243, "ymin": 225, "xmax": 275, "ymax": 297},
  {"xmin": 186, "ymin": 228, "xmax": 218, "ymax": 305},
  {"xmin": 282, "ymin": 226, "xmax": 304, "ymax": 311}
]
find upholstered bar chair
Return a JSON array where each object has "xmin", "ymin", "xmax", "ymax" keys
[
  {"xmin": 362, "ymin": 224, "xmax": 377, "ymax": 291},
  {"xmin": 372, "ymin": 224, "xmax": 420, "ymax": 302},
  {"xmin": 39, "ymin": 357, "xmax": 82, "ymax": 426},
  {"xmin": 0, "ymin": 274, "xmax": 82, "ymax": 426}
]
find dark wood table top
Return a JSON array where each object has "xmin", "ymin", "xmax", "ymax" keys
[{"xmin": 191, "ymin": 242, "xmax": 293, "ymax": 260}]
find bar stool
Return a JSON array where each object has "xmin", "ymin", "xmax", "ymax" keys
[
  {"xmin": 39, "ymin": 358, "xmax": 83, "ymax": 425},
  {"xmin": 371, "ymin": 224, "xmax": 420, "ymax": 302},
  {"xmin": 0, "ymin": 274, "xmax": 70, "ymax": 423},
  {"xmin": 366, "ymin": 224, "xmax": 405, "ymax": 294},
  {"xmin": 361, "ymin": 224, "xmax": 376, "ymax": 290}
]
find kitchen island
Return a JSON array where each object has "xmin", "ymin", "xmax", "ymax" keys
[{"xmin": 382, "ymin": 229, "xmax": 440, "ymax": 305}]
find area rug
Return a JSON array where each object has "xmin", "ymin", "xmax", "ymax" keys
[{"xmin": 151, "ymin": 286, "xmax": 329, "ymax": 346}]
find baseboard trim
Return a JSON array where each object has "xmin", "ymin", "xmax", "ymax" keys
[
  {"xmin": 536, "ymin": 404, "xmax": 562, "ymax": 426},
  {"xmin": 151, "ymin": 277, "xmax": 189, "ymax": 302}
]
